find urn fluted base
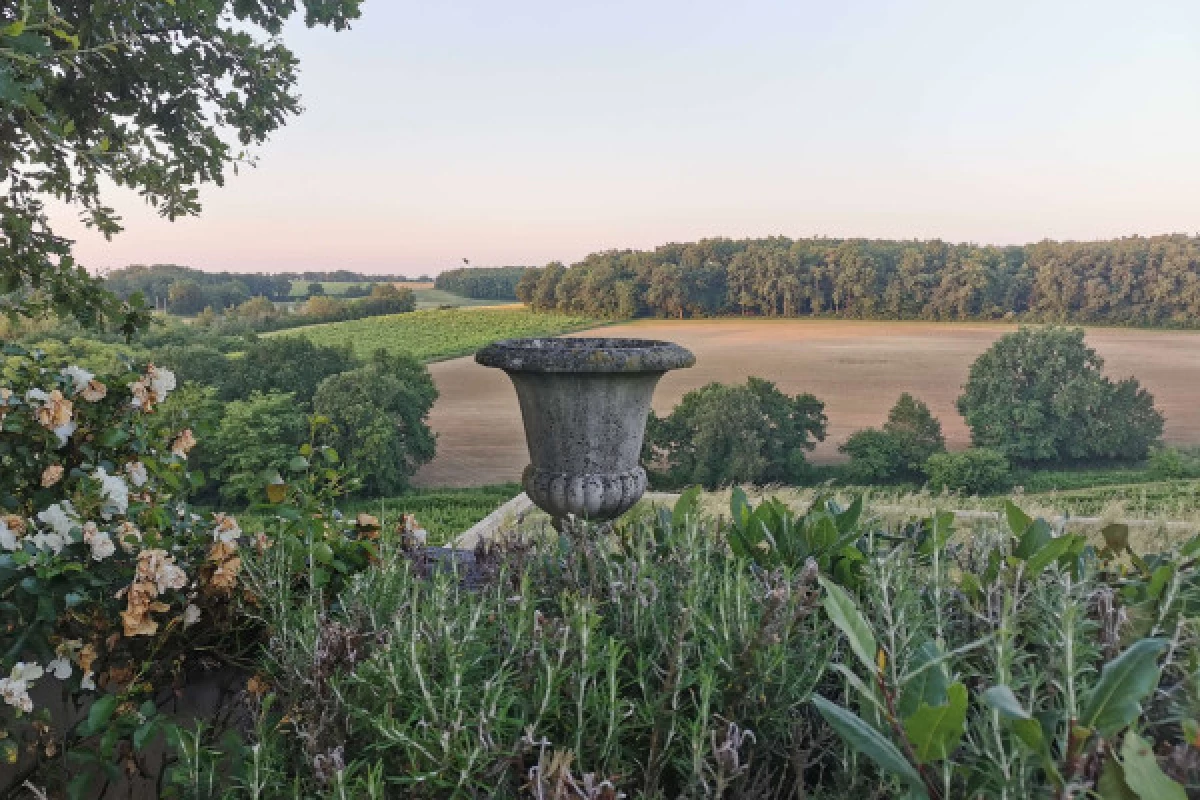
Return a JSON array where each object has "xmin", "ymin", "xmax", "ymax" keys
[
  {"xmin": 522, "ymin": 464, "xmax": 648, "ymax": 524},
  {"xmin": 475, "ymin": 337, "xmax": 695, "ymax": 531}
]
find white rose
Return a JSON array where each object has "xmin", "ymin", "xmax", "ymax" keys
[
  {"xmin": 126, "ymin": 461, "xmax": 148, "ymax": 488},
  {"xmin": 61, "ymin": 366, "xmax": 95, "ymax": 394},
  {"xmin": 0, "ymin": 519, "xmax": 16, "ymax": 552},
  {"xmin": 92, "ymin": 467, "xmax": 130, "ymax": 518},
  {"xmin": 37, "ymin": 502, "xmax": 77, "ymax": 539},
  {"xmin": 183, "ymin": 604, "xmax": 202, "ymax": 628},
  {"xmin": 47, "ymin": 657, "xmax": 72, "ymax": 680},
  {"xmin": 89, "ymin": 531, "xmax": 116, "ymax": 561},
  {"xmin": 149, "ymin": 366, "xmax": 177, "ymax": 402}
]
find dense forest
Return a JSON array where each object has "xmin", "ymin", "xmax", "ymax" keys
[
  {"xmin": 434, "ymin": 266, "xmax": 529, "ymax": 300},
  {"xmin": 515, "ymin": 235, "xmax": 1200, "ymax": 325}
]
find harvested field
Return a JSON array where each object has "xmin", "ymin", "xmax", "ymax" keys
[{"xmin": 412, "ymin": 319, "xmax": 1200, "ymax": 488}]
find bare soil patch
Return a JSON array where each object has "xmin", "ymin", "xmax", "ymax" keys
[{"xmin": 413, "ymin": 319, "xmax": 1200, "ymax": 488}]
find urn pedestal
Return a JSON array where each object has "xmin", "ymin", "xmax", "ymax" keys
[{"xmin": 476, "ymin": 337, "xmax": 695, "ymax": 527}]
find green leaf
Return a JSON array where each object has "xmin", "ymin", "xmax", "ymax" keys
[
  {"xmin": 2, "ymin": 20, "xmax": 27, "ymax": 37},
  {"xmin": 1179, "ymin": 534, "xmax": 1200, "ymax": 560},
  {"xmin": 1119, "ymin": 731, "xmax": 1186, "ymax": 800},
  {"xmin": 818, "ymin": 575, "xmax": 878, "ymax": 675},
  {"xmin": 982, "ymin": 685, "xmax": 1063, "ymax": 787},
  {"xmin": 831, "ymin": 663, "xmax": 886, "ymax": 717},
  {"xmin": 898, "ymin": 640, "xmax": 949, "ymax": 717},
  {"xmin": 835, "ymin": 495, "xmax": 863, "ymax": 534},
  {"xmin": 1014, "ymin": 518, "xmax": 1052, "ymax": 559},
  {"xmin": 1097, "ymin": 755, "xmax": 1139, "ymax": 800},
  {"xmin": 1004, "ymin": 500, "xmax": 1033, "ymax": 537},
  {"xmin": 133, "ymin": 719, "xmax": 160, "ymax": 751},
  {"xmin": 672, "ymin": 485, "xmax": 702, "ymax": 530},
  {"xmin": 812, "ymin": 695, "xmax": 927, "ymax": 796},
  {"xmin": 287, "ymin": 455, "xmax": 309, "ymax": 472},
  {"xmin": 730, "ymin": 486, "xmax": 751, "ymax": 528},
  {"xmin": 903, "ymin": 682, "xmax": 967, "ymax": 763},
  {"xmin": 1080, "ymin": 638, "xmax": 1167, "ymax": 737},
  {"xmin": 81, "ymin": 694, "xmax": 118, "ymax": 737},
  {"xmin": 1027, "ymin": 533, "xmax": 1083, "ymax": 575}
]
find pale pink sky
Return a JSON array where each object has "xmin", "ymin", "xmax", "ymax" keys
[{"xmin": 55, "ymin": 0, "xmax": 1200, "ymax": 276}]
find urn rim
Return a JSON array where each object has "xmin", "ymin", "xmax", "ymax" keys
[{"xmin": 475, "ymin": 337, "xmax": 695, "ymax": 374}]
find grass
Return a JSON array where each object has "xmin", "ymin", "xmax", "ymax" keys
[{"xmin": 268, "ymin": 306, "xmax": 599, "ymax": 362}]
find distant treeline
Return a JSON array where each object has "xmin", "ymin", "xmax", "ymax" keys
[
  {"xmin": 197, "ymin": 285, "xmax": 416, "ymax": 335},
  {"xmin": 516, "ymin": 235, "xmax": 1200, "ymax": 326},
  {"xmin": 434, "ymin": 266, "xmax": 530, "ymax": 300},
  {"xmin": 105, "ymin": 265, "xmax": 294, "ymax": 306},
  {"xmin": 103, "ymin": 265, "xmax": 431, "ymax": 312}
]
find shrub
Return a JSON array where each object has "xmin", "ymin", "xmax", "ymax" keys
[
  {"xmin": 312, "ymin": 350, "xmax": 438, "ymax": 496},
  {"xmin": 1148, "ymin": 445, "xmax": 1200, "ymax": 480},
  {"xmin": 957, "ymin": 326, "xmax": 1163, "ymax": 463},
  {"xmin": 840, "ymin": 393, "xmax": 945, "ymax": 483},
  {"xmin": 812, "ymin": 500, "xmax": 1199, "ymax": 799},
  {"xmin": 645, "ymin": 377, "xmax": 827, "ymax": 488},
  {"xmin": 839, "ymin": 428, "xmax": 912, "ymax": 483},
  {"xmin": 924, "ymin": 447, "xmax": 1011, "ymax": 494},
  {"xmin": 208, "ymin": 391, "xmax": 309, "ymax": 503},
  {"xmin": 235, "ymin": 496, "xmax": 1200, "ymax": 797},
  {"xmin": 244, "ymin": 492, "xmax": 834, "ymax": 797},
  {"xmin": 0, "ymin": 347, "xmax": 249, "ymax": 787}
]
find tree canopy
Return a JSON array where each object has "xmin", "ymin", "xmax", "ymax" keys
[
  {"xmin": 517, "ymin": 235, "xmax": 1200, "ymax": 326},
  {"xmin": 957, "ymin": 326, "xmax": 1164, "ymax": 464},
  {"xmin": 1, "ymin": 0, "xmax": 361, "ymax": 328},
  {"xmin": 644, "ymin": 378, "xmax": 827, "ymax": 489}
]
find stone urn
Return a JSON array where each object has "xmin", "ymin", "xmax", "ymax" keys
[{"xmin": 476, "ymin": 337, "xmax": 695, "ymax": 527}]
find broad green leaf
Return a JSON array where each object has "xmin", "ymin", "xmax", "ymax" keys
[
  {"xmin": 819, "ymin": 575, "xmax": 878, "ymax": 675},
  {"xmin": 899, "ymin": 640, "xmax": 949, "ymax": 717},
  {"xmin": 835, "ymin": 495, "xmax": 863, "ymax": 534},
  {"xmin": 1146, "ymin": 565, "xmax": 1174, "ymax": 600},
  {"xmin": 982, "ymin": 685, "xmax": 1031, "ymax": 721},
  {"xmin": 1027, "ymin": 533, "xmax": 1083, "ymax": 574},
  {"xmin": 82, "ymin": 694, "xmax": 118, "ymax": 736},
  {"xmin": 1015, "ymin": 519, "xmax": 1052, "ymax": 559},
  {"xmin": 1080, "ymin": 638, "xmax": 1167, "ymax": 736},
  {"xmin": 903, "ymin": 682, "xmax": 967, "ymax": 763},
  {"xmin": 812, "ymin": 695, "xmax": 927, "ymax": 796},
  {"xmin": 1097, "ymin": 755, "xmax": 1139, "ymax": 800},
  {"xmin": 730, "ymin": 486, "xmax": 751, "ymax": 528},
  {"xmin": 1004, "ymin": 501, "xmax": 1033, "ymax": 536},
  {"xmin": 672, "ymin": 485, "xmax": 702, "ymax": 530},
  {"xmin": 1119, "ymin": 731, "xmax": 1187, "ymax": 800}
]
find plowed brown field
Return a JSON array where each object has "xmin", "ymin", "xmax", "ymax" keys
[{"xmin": 412, "ymin": 320, "xmax": 1200, "ymax": 488}]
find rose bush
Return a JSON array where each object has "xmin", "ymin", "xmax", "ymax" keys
[{"xmin": 0, "ymin": 344, "xmax": 247, "ymax": 784}]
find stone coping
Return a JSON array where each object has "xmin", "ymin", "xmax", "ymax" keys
[
  {"xmin": 475, "ymin": 337, "xmax": 696, "ymax": 373},
  {"xmin": 453, "ymin": 493, "xmax": 1194, "ymax": 550}
]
